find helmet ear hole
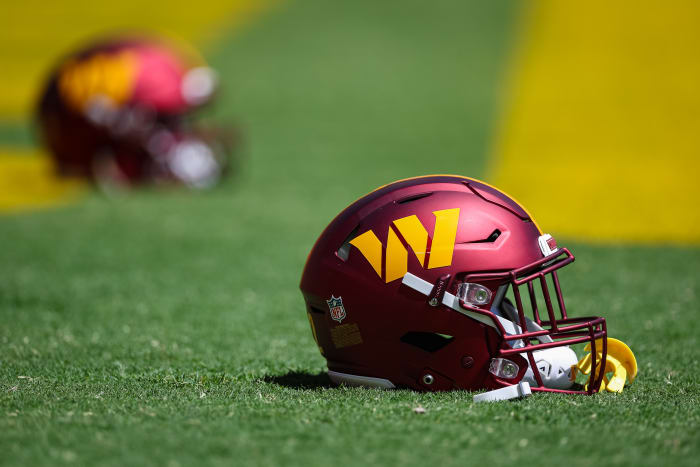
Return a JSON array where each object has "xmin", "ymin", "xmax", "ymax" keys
[{"xmin": 400, "ymin": 332, "xmax": 454, "ymax": 352}]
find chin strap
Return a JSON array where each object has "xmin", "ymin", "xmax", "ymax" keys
[
  {"xmin": 473, "ymin": 382, "xmax": 531, "ymax": 403},
  {"xmin": 572, "ymin": 338, "xmax": 637, "ymax": 393}
]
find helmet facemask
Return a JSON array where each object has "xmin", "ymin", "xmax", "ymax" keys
[{"xmin": 457, "ymin": 248, "xmax": 608, "ymax": 394}]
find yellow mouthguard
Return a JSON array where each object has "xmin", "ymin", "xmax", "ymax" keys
[{"xmin": 571, "ymin": 338, "xmax": 637, "ymax": 393}]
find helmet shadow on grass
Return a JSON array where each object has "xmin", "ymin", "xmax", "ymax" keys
[{"xmin": 263, "ymin": 371, "xmax": 335, "ymax": 390}]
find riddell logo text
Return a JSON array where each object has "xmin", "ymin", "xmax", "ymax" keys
[{"xmin": 350, "ymin": 208, "xmax": 460, "ymax": 282}]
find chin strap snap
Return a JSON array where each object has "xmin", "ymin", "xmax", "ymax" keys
[{"xmin": 572, "ymin": 338, "xmax": 637, "ymax": 393}]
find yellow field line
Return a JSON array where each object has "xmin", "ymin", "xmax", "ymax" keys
[
  {"xmin": 489, "ymin": 0, "xmax": 700, "ymax": 244},
  {"xmin": 0, "ymin": 149, "xmax": 86, "ymax": 213},
  {"xmin": 1, "ymin": 0, "xmax": 270, "ymax": 120}
]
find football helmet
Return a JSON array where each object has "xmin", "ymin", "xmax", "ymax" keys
[
  {"xmin": 36, "ymin": 34, "xmax": 233, "ymax": 189},
  {"xmin": 300, "ymin": 175, "xmax": 612, "ymax": 396}
]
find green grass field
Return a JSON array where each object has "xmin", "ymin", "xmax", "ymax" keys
[{"xmin": 1, "ymin": 1, "xmax": 699, "ymax": 466}]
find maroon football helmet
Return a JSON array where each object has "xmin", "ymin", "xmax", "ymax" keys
[
  {"xmin": 300, "ymin": 175, "xmax": 608, "ymax": 396},
  {"xmin": 36, "ymin": 34, "xmax": 233, "ymax": 189}
]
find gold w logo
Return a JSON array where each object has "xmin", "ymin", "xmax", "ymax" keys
[
  {"xmin": 58, "ymin": 51, "xmax": 137, "ymax": 112},
  {"xmin": 350, "ymin": 208, "xmax": 460, "ymax": 283}
]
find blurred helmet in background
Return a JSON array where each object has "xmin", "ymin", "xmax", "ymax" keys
[{"xmin": 36, "ymin": 34, "xmax": 234, "ymax": 190}]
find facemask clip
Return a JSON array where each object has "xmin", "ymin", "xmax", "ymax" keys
[{"xmin": 427, "ymin": 274, "xmax": 451, "ymax": 307}]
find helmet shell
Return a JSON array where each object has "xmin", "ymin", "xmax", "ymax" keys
[
  {"xmin": 36, "ymin": 35, "xmax": 226, "ymax": 187},
  {"xmin": 300, "ymin": 175, "xmax": 545, "ymax": 391}
]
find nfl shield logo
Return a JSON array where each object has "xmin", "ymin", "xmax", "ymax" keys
[{"xmin": 326, "ymin": 295, "xmax": 346, "ymax": 323}]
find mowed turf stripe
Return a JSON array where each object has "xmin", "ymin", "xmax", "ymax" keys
[
  {"xmin": 0, "ymin": 0, "xmax": 269, "ymax": 120},
  {"xmin": 489, "ymin": 0, "xmax": 700, "ymax": 244},
  {"xmin": 0, "ymin": 149, "xmax": 85, "ymax": 213}
]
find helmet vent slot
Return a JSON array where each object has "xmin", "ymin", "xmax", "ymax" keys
[
  {"xmin": 395, "ymin": 192, "xmax": 433, "ymax": 204},
  {"xmin": 336, "ymin": 224, "xmax": 362, "ymax": 261},
  {"xmin": 400, "ymin": 332, "xmax": 454, "ymax": 352},
  {"xmin": 466, "ymin": 229, "xmax": 501, "ymax": 244},
  {"xmin": 308, "ymin": 306, "xmax": 325, "ymax": 315}
]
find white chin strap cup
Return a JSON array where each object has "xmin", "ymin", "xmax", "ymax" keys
[{"xmin": 473, "ymin": 382, "xmax": 531, "ymax": 403}]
